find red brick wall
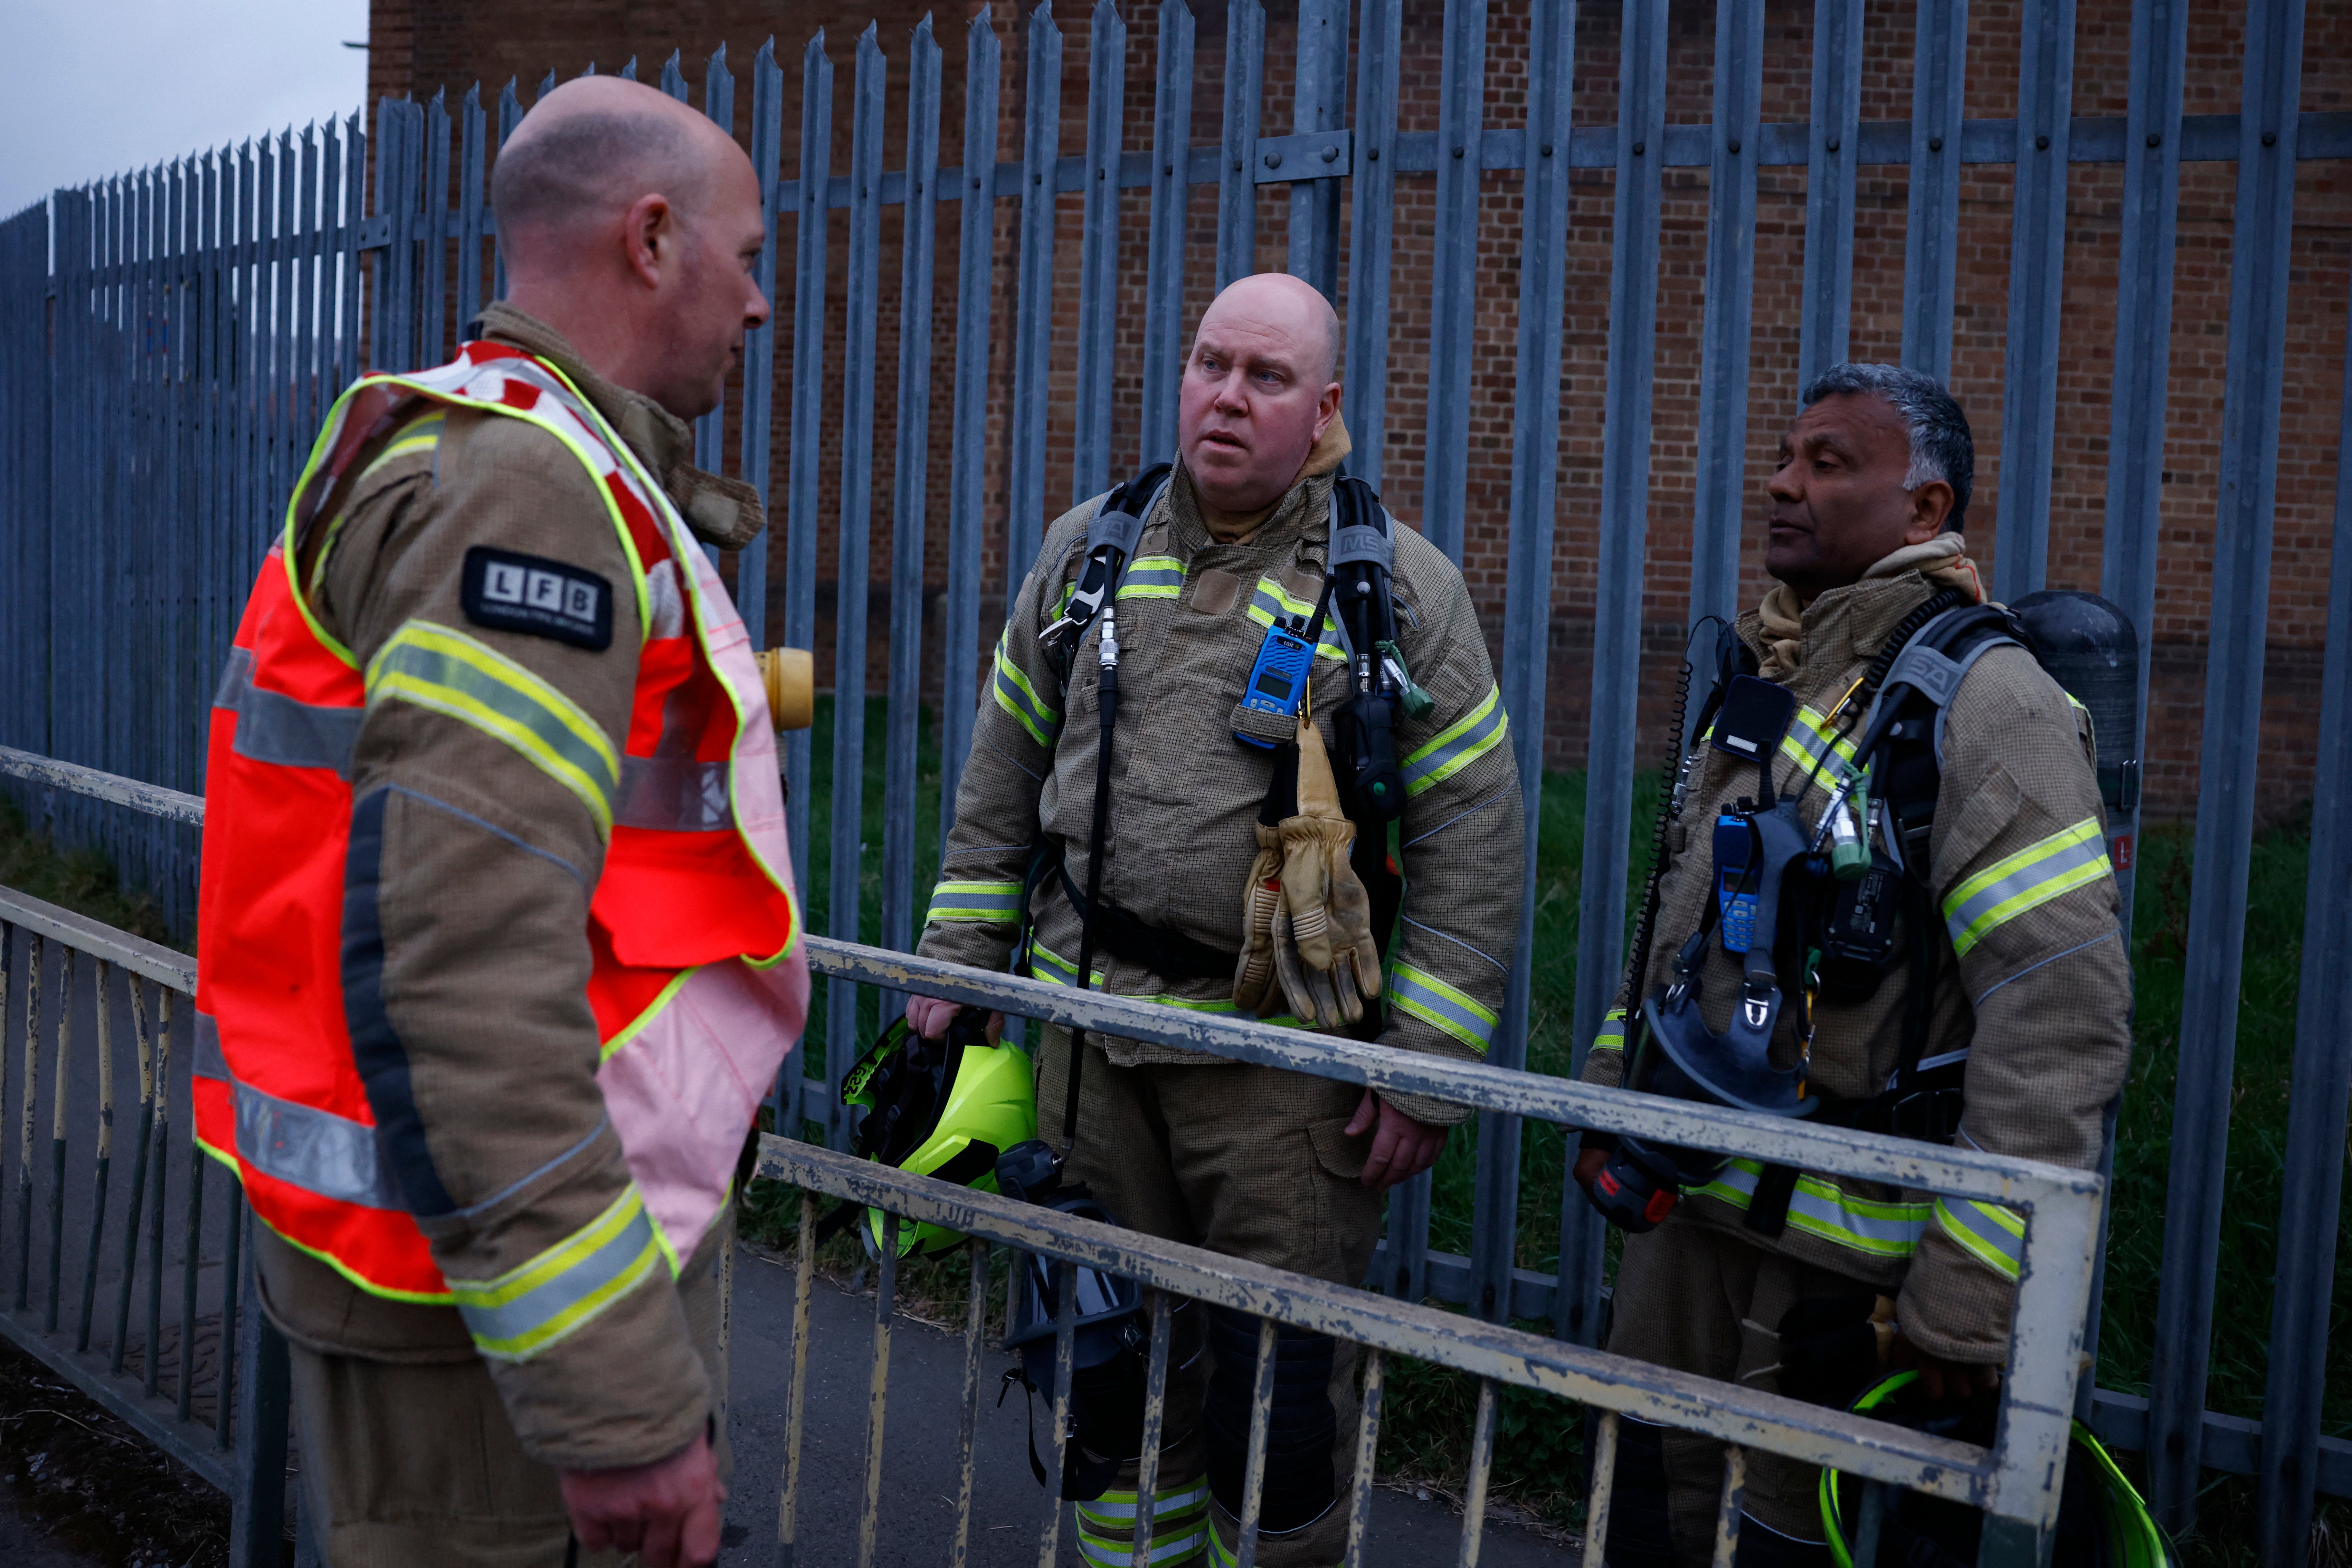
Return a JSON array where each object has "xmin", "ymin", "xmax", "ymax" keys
[{"xmin": 372, "ymin": 0, "xmax": 2352, "ymax": 823}]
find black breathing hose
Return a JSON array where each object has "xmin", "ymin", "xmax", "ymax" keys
[
  {"xmin": 1618, "ymin": 620, "xmax": 1720, "ymax": 1024},
  {"xmin": 1059, "ymin": 599, "xmax": 1120, "ymax": 1161}
]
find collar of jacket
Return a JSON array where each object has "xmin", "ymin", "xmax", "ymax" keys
[
  {"xmin": 1735, "ymin": 571, "xmax": 1943, "ymax": 687},
  {"xmin": 474, "ymin": 301, "xmax": 768, "ymax": 550}
]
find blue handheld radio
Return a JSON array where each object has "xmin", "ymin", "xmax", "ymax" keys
[
  {"xmin": 1236, "ymin": 623, "xmax": 1316, "ymax": 749},
  {"xmin": 1713, "ymin": 812, "xmax": 1759, "ymax": 953}
]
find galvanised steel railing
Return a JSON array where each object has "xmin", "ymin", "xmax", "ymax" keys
[
  {"xmin": 0, "ymin": 757, "xmax": 2107, "ymax": 1568},
  {"xmin": 2, "ymin": 3, "xmax": 2350, "ymax": 1556},
  {"xmin": 0, "ymin": 880, "xmax": 294, "ymax": 1567}
]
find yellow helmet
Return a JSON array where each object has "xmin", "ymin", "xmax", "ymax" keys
[{"xmin": 841, "ymin": 1009, "xmax": 1036, "ymax": 1259}]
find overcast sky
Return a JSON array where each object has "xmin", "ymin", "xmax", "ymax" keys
[{"xmin": 1, "ymin": 0, "xmax": 370, "ymax": 216}]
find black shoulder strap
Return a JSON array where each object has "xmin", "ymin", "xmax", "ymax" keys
[{"xmin": 1039, "ymin": 462, "xmax": 1173, "ymax": 661}]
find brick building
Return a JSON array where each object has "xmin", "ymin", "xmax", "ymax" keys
[{"xmin": 368, "ymin": 0, "xmax": 2352, "ymax": 821}]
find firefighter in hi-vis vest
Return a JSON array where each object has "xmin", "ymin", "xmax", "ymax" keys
[{"xmin": 193, "ymin": 78, "xmax": 803, "ymax": 1568}]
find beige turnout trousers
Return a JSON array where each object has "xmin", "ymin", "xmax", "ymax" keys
[
  {"xmin": 1607, "ymin": 1216, "xmax": 1866, "ymax": 1564},
  {"xmin": 1036, "ymin": 1026, "xmax": 1385, "ymax": 1567},
  {"xmin": 282, "ymin": 1216, "xmax": 731, "ymax": 1568}
]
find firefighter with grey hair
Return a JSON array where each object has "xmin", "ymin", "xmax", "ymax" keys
[
  {"xmin": 906, "ymin": 272, "xmax": 1524, "ymax": 1566},
  {"xmin": 1573, "ymin": 364, "xmax": 2132, "ymax": 1568}
]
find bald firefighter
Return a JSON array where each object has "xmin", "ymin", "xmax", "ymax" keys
[
  {"xmin": 907, "ymin": 274, "xmax": 1525, "ymax": 1566},
  {"xmin": 192, "ymin": 78, "xmax": 804, "ymax": 1568}
]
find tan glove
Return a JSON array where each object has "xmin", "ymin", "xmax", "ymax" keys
[{"xmin": 1232, "ymin": 713, "xmax": 1384, "ymax": 1030}]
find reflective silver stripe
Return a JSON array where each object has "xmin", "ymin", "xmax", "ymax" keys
[
  {"xmin": 1401, "ymin": 684, "xmax": 1508, "ymax": 797},
  {"xmin": 1940, "ymin": 818, "xmax": 2111, "ymax": 956},
  {"xmin": 1933, "ymin": 1195, "xmax": 2026, "ymax": 1279},
  {"xmin": 234, "ymin": 1081, "xmax": 405, "ymax": 1211},
  {"xmin": 613, "ymin": 756, "xmax": 733, "ymax": 832},
  {"xmin": 194, "ymin": 1009, "xmax": 228, "ymax": 1080},
  {"xmin": 1694, "ymin": 1160, "xmax": 1926, "ymax": 1258},
  {"xmin": 216, "ymin": 647, "xmax": 364, "ymax": 776},
  {"xmin": 449, "ymin": 1190, "xmax": 665, "ymax": 1360},
  {"xmin": 197, "ymin": 1011, "xmax": 405, "ymax": 1210},
  {"xmin": 1388, "ymin": 963, "xmax": 1498, "ymax": 1053}
]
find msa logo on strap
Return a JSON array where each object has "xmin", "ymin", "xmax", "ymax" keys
[{"xmin": 462, "ymin": 547, "xmax": 614, "ymax": 651}]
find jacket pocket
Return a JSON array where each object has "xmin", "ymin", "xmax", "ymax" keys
[{"xmin": 1307, "ymin": 1113, "xmax": 1372, "ymax": 1182}]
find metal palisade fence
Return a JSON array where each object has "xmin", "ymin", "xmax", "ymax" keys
[{"xmin": 0, "ymin": 0, "xmax": 2349, "ymax": 1556}]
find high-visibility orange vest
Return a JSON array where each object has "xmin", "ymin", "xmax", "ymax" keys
[{"xmin": 194, "ymin": 342, "xmax": 808, "ymax": 1304}]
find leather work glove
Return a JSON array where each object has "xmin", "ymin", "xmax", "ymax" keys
[{"xmin": 1233, "ymin": 713, "xmax": 1383, "ymax": 1030}]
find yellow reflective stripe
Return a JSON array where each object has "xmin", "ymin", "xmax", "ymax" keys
[
  {"xmin": 1592, "ymin": 1007, "xmax": 1629, "ymax": 1053},
  {"xmin": 927, "ymin": 879, "xmax": 1024, "ymax": 922},
  {"xmin": 354, "ymin": 414, "xmax": 446, "ymax": 484},
  {"xmin": 305, "ymin": 513, "xmax": 351, "ymax": 597},
  {"xmin": 1076, "ymin": 1521, "xmax": 1209, "ymax": 1567},
  {"xmin": 1776, "ymin": 703, "xmax": 1859, "ymax": 793},
  {"xmin": 1933, "ymin": 1196, "xmax": 2025, "ymax": 1281},
  {"xmin": 365, "ymin": 620, "xmax": 622, "ymax": 836},
  {"xmin": 447, "ymin": 1187, "xmax": 665, "ymax": 1360},
  {"xmin": 1388, "ymin": 961, "xmax": 1498, "ymax": 1053},
  {"xmin": 1245, "ymin": 578, "xmax": 1348, "ymax": 662},
  {"xmin": 992, "ymin": 630, "xmax": 1061, "ymax": 746},
  {"xmin": 1401, "ymin": 683, "xmax": 1509, "ymax": 797},
  {"xmin": 1692, "ymin": 1159, "xmax": 1928, "ymax": 1258},
  {"xmin": 1118, "ymin": 555, "xmax": 1188, "ymax": 601},
  {"xmin": 1029, "ymin": 938, "xmax": 1301, "ymax": 1028},
  {"xmin": 1940, "ymin": 816, "xmax": 2112, "ymax": 957}
]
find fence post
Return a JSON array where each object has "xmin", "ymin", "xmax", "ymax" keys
[
  {"xmin": 824, "ymin": 26, "xmax": 888, "ymax": 1153},
  {"xmin": 879, "ymin": 15, "xmax": 944, "ymax": 1024},
  {"xmin": 1005, "ymin": 2, "xmax": 1062, "ymax": 609},
  {"xmin": 1071, "ymin": 0, "xmax": 1125, "ymax": 504},
  {"xmin": 1338, "ymin": 0, "xmax": 1397, "ymax": 493},
  {"xmin": 1565, "ymin": 0, "xmax": 1668, "ymax": 1335},
  {"xmin": 1899, "ymin": 0, "xmax": 1966, "ymax": 380},
  {"xmin": 2253, "ymin": 269, "xmax": 2352, "ymax": 1568},
  {"xmin": 1415, "ymin": 0, "xmax": 1483, "ymax": 564},
  {"xmin": 938, "ymin": 12, "xmax": 1002, "ymax": 841},
  {"xmin": 1214, "ymin": 0, "xmax": 1263, "ymax": 293},
  {"xmin": 1286, "ymin": 0, "xmax": 1347, "ymax": 297},
  {"xmin": 1989, "ymin": 0, "xmax": 2075, "ymax": 604},
  {"xmin": 1798, "ymin": 0, "xmax": 1861, "ymax": 389},
  {"xmin": 782, "ymin": 32, "xmax": 834, "ymax": 939},
  {"xmin": 227, "ymin": 1211, "xmax": 293, "ymax": 1568},
  {"xmin": 1497, "ymin": 0, "xmax": 1575, "ymax": 1334},
  {"xmin": 2145, "ymin": 0, "xmax": 2306, "ymax": 1534}
]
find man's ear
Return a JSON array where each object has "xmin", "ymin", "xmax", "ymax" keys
[
  {"xmin": 1906, "ymin": 478, "xmax": 1956, "ymax": 544},
  {"xmin": 621, "ymin": 193, "xmax": 674, "ymax": 291},
  {"xmin": 1313, "ymin": 380, "xmax": 1341, "ymax": 441}
]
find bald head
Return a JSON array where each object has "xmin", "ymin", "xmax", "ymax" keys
[
  {"xmin": 493, "ymin": 76, "xmax": 748, "ymax": 267},
  {"xmin": 1177, "ymin": 273, "xmax": 1344, "ymax": 522},
  {"xmin": 1199, "ymin": 273, "xmax": 1344, "ymax": 385},
  {"xmin": 489, "ymin": 74, "xmax": 771, "ymax": 422}
]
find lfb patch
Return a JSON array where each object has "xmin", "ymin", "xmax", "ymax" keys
[{"xmin": 461, "ymin": 546, "xmax": 614, "ymax": 651}]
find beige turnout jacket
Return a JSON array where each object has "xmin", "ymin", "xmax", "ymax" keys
[
  {"xmin": 919, "ymin": 455, "xmax": 1524, "ymax": 1127},
  {"xmin": 248, "ymin": 304, "xmax": 767, "ymax": 1470},
  {"xmin": 1581, "ymin": 571, "xmax": 2132, "ymax": 1362}
]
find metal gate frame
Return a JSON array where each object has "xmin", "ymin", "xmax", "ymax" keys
[
  {"xmin": 0, "ymin": 756, "xmax": 2108, "ymax": 1568},
  {"xmin": 1, "ymin": 0, "xmax": 2350, "ymax": 1555}
]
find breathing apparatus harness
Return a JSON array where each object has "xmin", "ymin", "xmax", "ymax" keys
[
  {"xmin": 1589, "ymin": 587, "xmax": 2072, "ymax": 1236},
  {"xmin": 990, "ymin": 466, "xmax": 1411, "ymax": 1526}
]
